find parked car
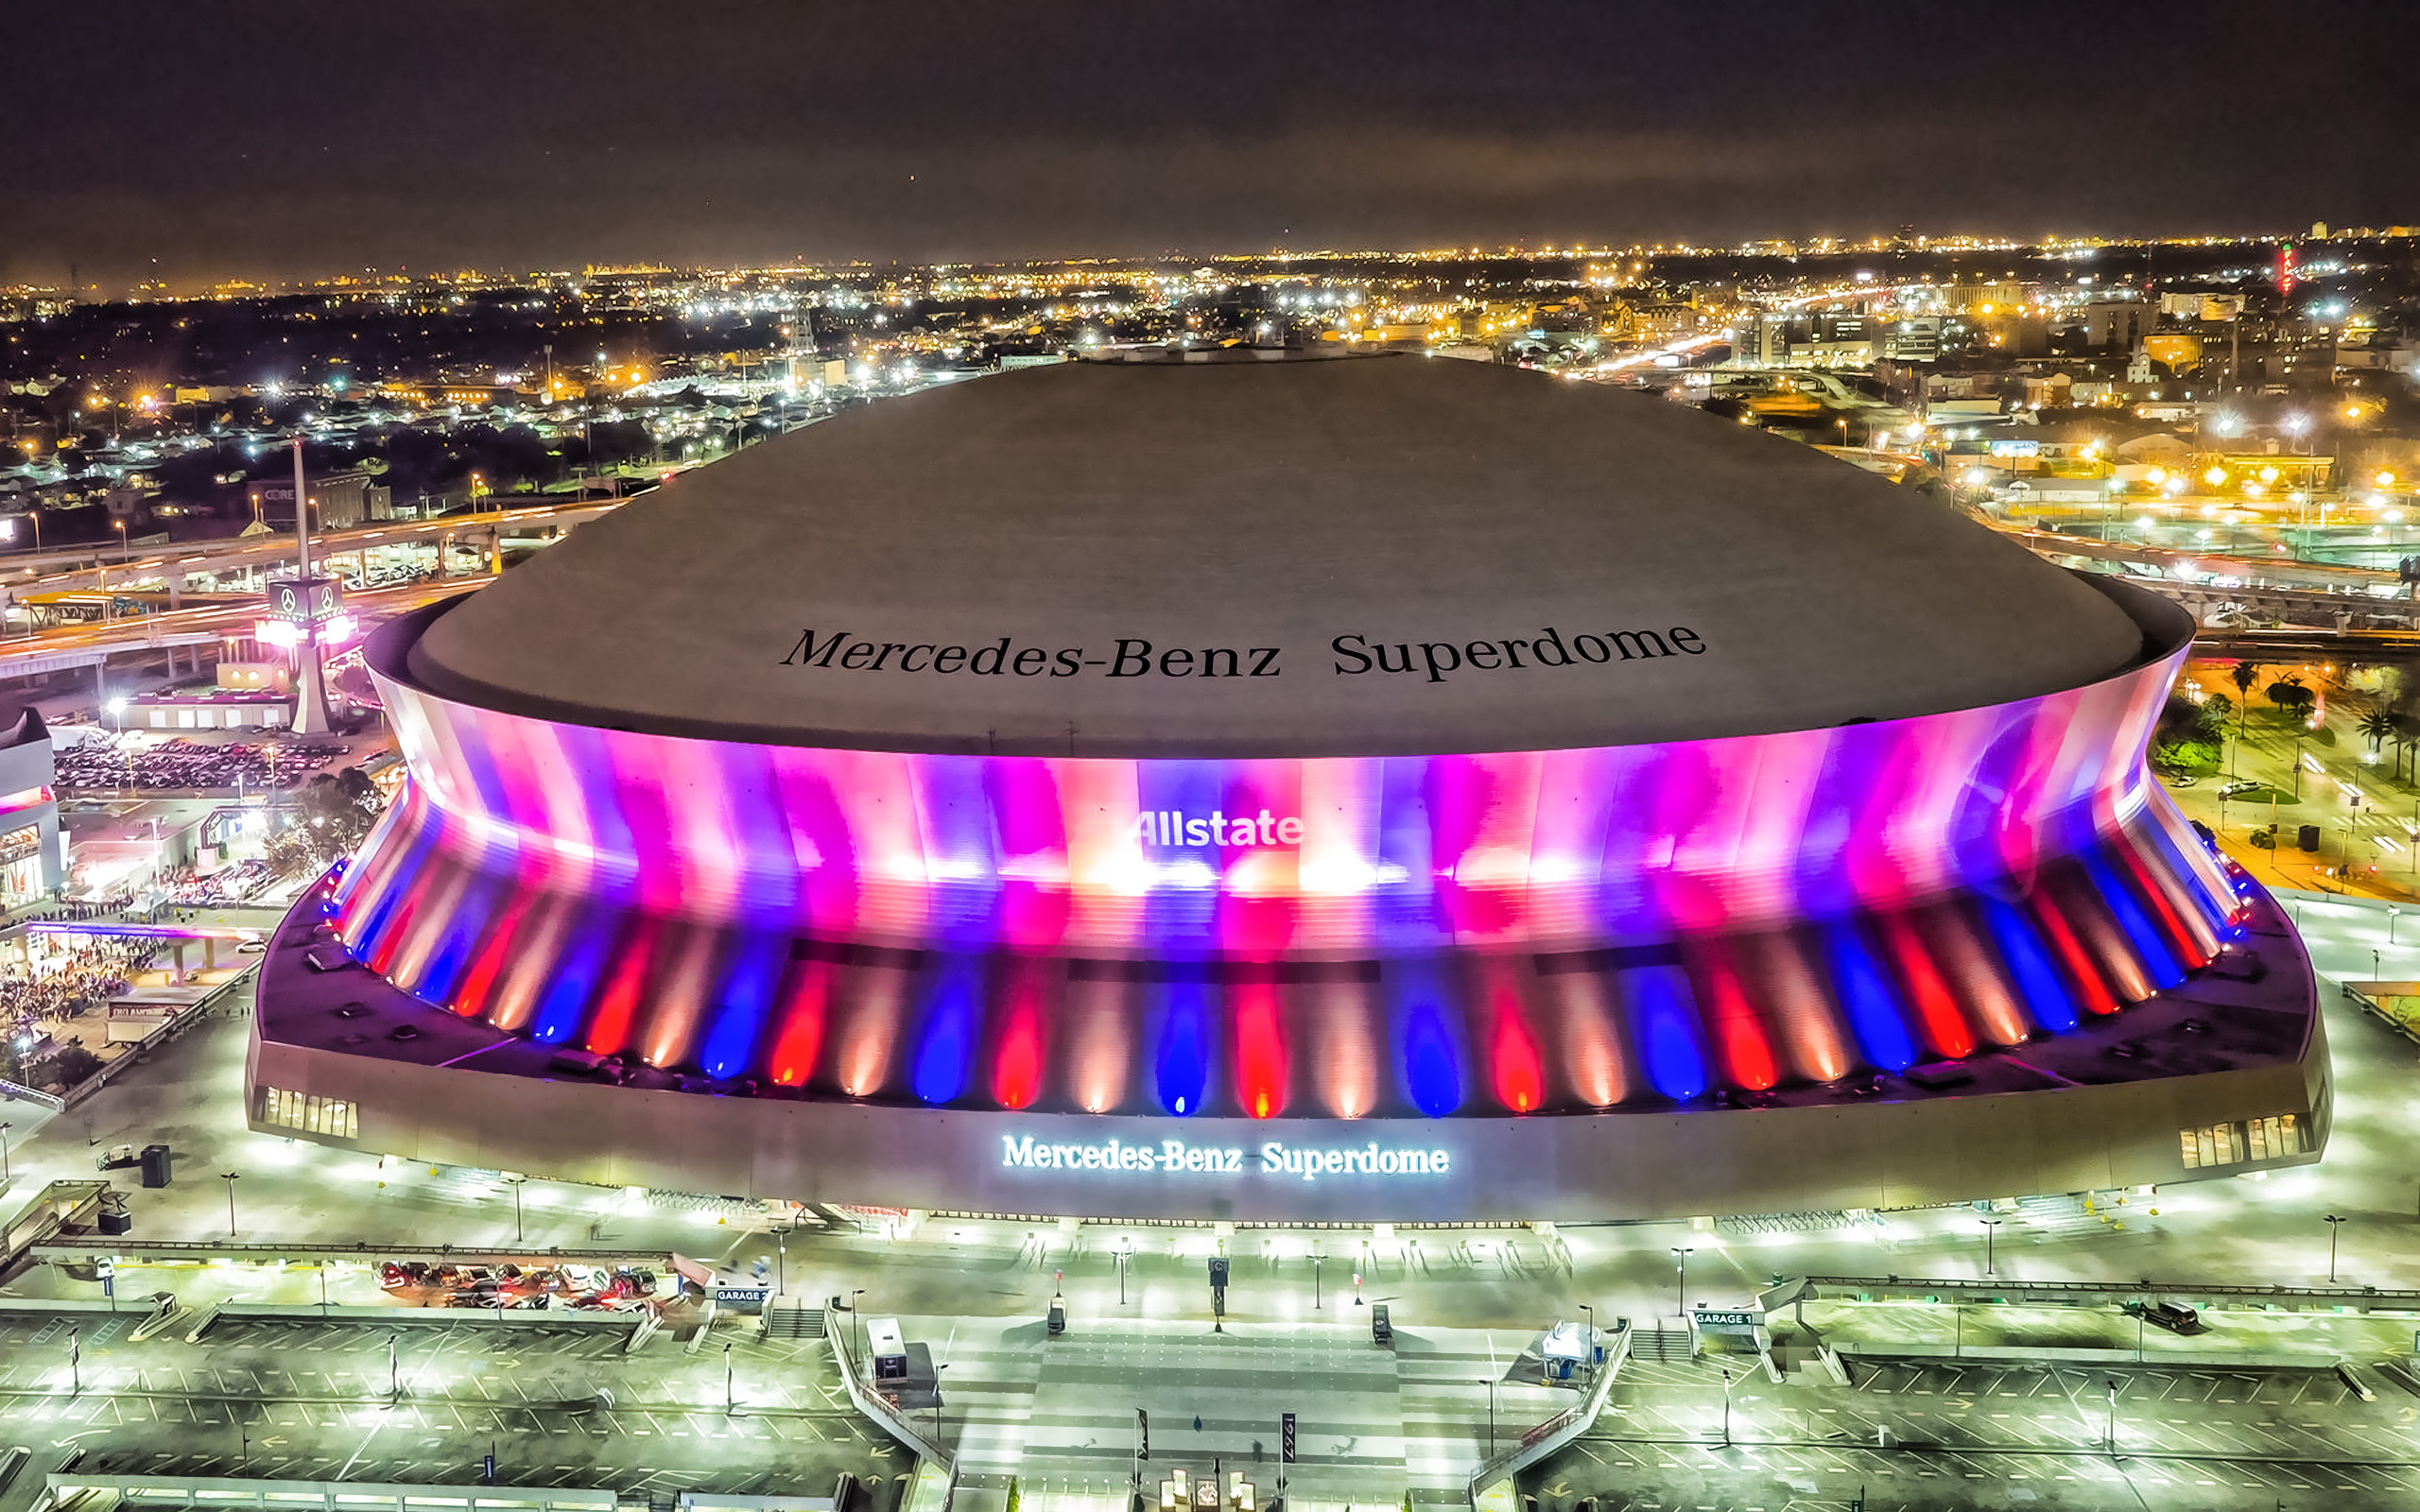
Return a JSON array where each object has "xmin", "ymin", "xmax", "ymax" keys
[{"xmin": 2123, "ymin": 1299, "xmax": 2203, "ymax": 1334}]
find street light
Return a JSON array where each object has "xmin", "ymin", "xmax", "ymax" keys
[
  {"xmin": 2325, "ymin": 1213, "xmax": 2348, "ymax": 1283},
  {"xmin": 1, "ymin": 1119, "xmax": 12, "ymax": 1183},
  {"xmin": 387, "ymin": 1332, "xmax": 401, "ymax": 1400},
  {"xmin": 1980, "ymin": 1216, "xmax": 2002, "ymax": 1278},
  {"xmin": 220, "ymin": 1171, "xmax": 240, "ymax": 1239},
  {"xmin": 1117, "ymin": 1237, "xmax": 1132, "ymax": 1306},
  {"xmin": 502, "ymin": 1175, "xmax": 527, "ymax": 1245},
  {"xmin": 68, "ymin": 1327, "xmax": 80, "ymax": 1396},
  {"xmin": 1670, "ymin": 1246, "xmax": 1695, "ymax": 1317},
  {"xmin": 2104, "ymin": 1378, "xmax": 2119, "ymax": 1456},
  {"xmin": 1720, "ymin": 1366, "xmax": 1737, "ymax": 1448},
  {"xmin": 112, "ymin": 518, "xmax": 129, "ymax": 563},
  {"xmin": 1580, "ymin": 1302, "xmax": 1595, "ymax": 1383},
  {"xmin": 723, "ymin": 1340, "xmax": 735, "ymax": 1415}
]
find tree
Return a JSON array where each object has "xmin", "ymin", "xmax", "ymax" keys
[
  {"xmin": 267, "ymin": 768, "xmax": 384, "ymax": 875},
  {"xmin": 2360, "ymin": 707, "xmax": 2398, "ymax": 756},
  {"xmin": 2227, "ymin": 662, "xmax": 2260, "ymax": 732},
  {"xmin": 2266, "ymin": 676, "xmax": 2315, "ymax": 725},
  {"xmin": 2152, "ymin": 696, "xmax": 2223, "ymax": 776},
  {"xmin": 43, "ymin": 1043, "xmax": 103, "ymax": 1092}
]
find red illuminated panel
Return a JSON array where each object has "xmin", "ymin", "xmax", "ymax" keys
[{"xmin": 336, "ymin": 622, "xmax": 2228, "ymax": 1115}]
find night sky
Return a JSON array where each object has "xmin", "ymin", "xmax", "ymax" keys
[{"xmin": 11, "ymin": 0, "xmax": 2415, "ymax": 288}]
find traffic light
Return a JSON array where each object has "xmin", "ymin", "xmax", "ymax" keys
[
  {"xmin": 1208, "ymin": 1256, "xmax": 1231, "ymax": 1288},
  {"xmin": 1280, "ymin": 1413, "xmax": 1297, "ymax": 1464}
]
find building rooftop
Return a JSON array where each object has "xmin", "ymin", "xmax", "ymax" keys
[{"xmin": 405, "ymin": 353, "xmax": 2152, "ymax": 759}]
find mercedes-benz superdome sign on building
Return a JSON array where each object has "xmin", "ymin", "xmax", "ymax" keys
[{"xmin": 249, "ymin": 353, "xmax": 2326, "ymax": 1223}]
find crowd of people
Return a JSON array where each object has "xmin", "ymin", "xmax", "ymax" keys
[
  {"xmin": 157, "ymin": 859, "xmax": 274, "ymax": 906},
  {"xmin": 54, "ymin": 734, "xmax": 353, "ymax": 793},
  {"xmin": 0, "ymin": 936, "xmax": 158, "ymax": 1032}
]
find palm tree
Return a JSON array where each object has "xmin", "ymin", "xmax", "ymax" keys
[
  {"xmin": 2266, "ymin": 676, "xmax": 2314, "ymax": 726},
  {"xmin": 2228, "ymin": 660, "xmax": 2260, "ymax": 713},
  {"xmin": 2360, "ymin": 707, "xmax": 2397, "ymax": 757}
]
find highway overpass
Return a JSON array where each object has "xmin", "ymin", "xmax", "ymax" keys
[{"xmin": 0, "ymin": 499, "xmax": 620, "ymax": 607}]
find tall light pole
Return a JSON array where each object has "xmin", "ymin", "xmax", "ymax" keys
[
  {"xmin": 1580, "ymin": 1302, "xmax": 1595, "ymax": 1383},
  {"xmin": 2325, "ymin": 1213, "xmax": 2347, "ymax": 1282},
  {"xmin": 2104, "ymin": 1378, "xmax": 2118, "ymax": 1455},
  {"xmin": 503, "ymin": 1175, "xmax": 526, "ymax": 1245},
  {"xmin": 723, "ymin": 1340, "xmax": 735, "ymax": 1415},
  {"xmin": 1720, "ymin": 1366, "xmax": 1736, "ymax": 1448},
  {"xmin": 1117, "ymin": 1239, "xmax": 1131, "ymax": 1306},
  {"xmin": 220, "ymin": 1171, "xmax": 240, "ymax": 1239},
  {"xmin": 1670, "ymin": 1246, "xmax": 1694, "ymax": 1317},
  {"xmin": 387, "ymin": 1332, "xmax": 400, "ymax": 1400},
  {"xmin": 1980, "ymin": 1216, "xmax": 2002, "ymax": 1278},
  {"xmin": 288, "ymin": 436, "xmax": 332, "ymax": 735},
  {"xmin": 2, "ymin": 1119, "xmax": 12, "ymax": 1184},
  {"xmin": 68, "ymin": 1327, "xmax": 80, "ymax": 1396}
]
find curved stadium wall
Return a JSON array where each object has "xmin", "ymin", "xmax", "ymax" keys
[{"xmin": 325, "ymin": 590, "xmax": 2241, "ymax": 1125}]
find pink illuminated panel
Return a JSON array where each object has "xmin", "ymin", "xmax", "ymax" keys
[{"xmin": 331, "ymin": 633, "xmax": 2237, "ymax": 1119}]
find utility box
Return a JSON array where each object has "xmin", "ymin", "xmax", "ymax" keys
[
  {"xmin": 139, "ymin": 1143, "xmax": 173, "ymax": 1188},
  {"xmin": 2297, "ymin": 825, "xmax": 2321, "ymax": 852}
]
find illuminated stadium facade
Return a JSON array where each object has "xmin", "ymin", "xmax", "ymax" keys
[{"xmin": 247, "ymin": 354, "xmax": 2326, "ymax": 1223}]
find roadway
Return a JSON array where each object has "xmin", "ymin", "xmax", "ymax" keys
[
  {"xmin": 2165, "ymin": 666, "xmax": 2420, "ymax": 902},
  {"xmin": 0, "ymin": 576, "xmax": 489, "ymax": 682},
  {"xmin": 0, "ymin": 500, "xmax": 619, "ymax": 601}
]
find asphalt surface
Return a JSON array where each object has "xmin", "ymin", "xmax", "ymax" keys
[
  {"xmin": 0, "ymin": 1312, "xmax": 903, "ymax": 1503},
  {"xmin": 1530, "ymin": 1353, "xmax": 2420, "ymax": 1512}
]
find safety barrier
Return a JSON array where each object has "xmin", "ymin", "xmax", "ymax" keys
[
  {"xmin": 824, "ymin": 1306, "xmax": 954, "ymax": 1474},
  {"xmin": 1465, "ymin": 1318, "xmax": 1629, "ymax": 1509},
  {"xmin": 45, "ymin": 1472, "xmax": 616, "ymax": 1512},
  {"xmin": 1796, "ymin": 1274, "xmax": 2420, "ymax": 1311},
  {"xmin": 0, "ymin": 1296, "xmax": 643, "ymax": 1332}
]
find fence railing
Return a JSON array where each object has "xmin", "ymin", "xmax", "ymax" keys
[
  {"xmin": 46, "ymin": 1471, "xmax": 617, "ymax": 1512},
  {"xmin": 1465, "ymin": 1319, "xmax": 1630, "ymax": 1508},
  {"xmin": 824, "ymin": 1305, "xmax": 955, "ymax": 1474},
  {"xmin": 1795, "ymin": 1274, "xmax": 2420, "ymax": 1309}
]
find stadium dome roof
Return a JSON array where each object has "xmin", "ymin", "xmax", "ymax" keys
[{"xmin": 404, "ymin": 353, "xmax": 2152, "ymax": 758}]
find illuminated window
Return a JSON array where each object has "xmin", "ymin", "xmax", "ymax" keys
[
  {"xmin": 258, "ymin": 1086, "xmax": 357, "ymax": 1140},
  {"xmin": 2179, "ymin": 1114, "xmax": 2300, "ymax": 1169}
]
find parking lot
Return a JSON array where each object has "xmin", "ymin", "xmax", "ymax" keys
[
  {"xmin": 1530, "ymin": 1354, "xmax": 2420, "ymax": 1512},
  {"xmin": 0, "ymin": 1313, "xmax": 903, "ymax": 1502}
]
